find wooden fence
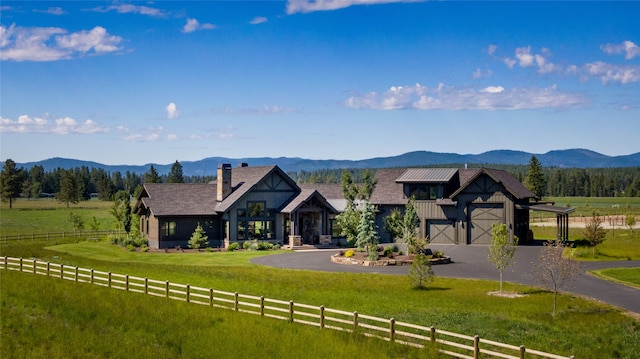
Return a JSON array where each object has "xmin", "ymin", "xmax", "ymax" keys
[
  {"xmin": 1, "ymin": 256, "xmax": 573, "ymax": 359},
  {"xmin": 1, "ymin": 230, "xmax": 114, "ymax": 242}
]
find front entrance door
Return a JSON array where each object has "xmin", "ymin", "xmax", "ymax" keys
[{"xmin": 298, "ymin": 212, "xmax": 321, "ymax": 244}]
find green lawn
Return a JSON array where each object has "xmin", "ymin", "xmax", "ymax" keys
[
  {"xmin": 590, "ymin": 267, "xmax": 640, "ymax": 289},
  {"xmin": 2, "ymin": 198, "xmax": 640, "ymax": 358},
  {"xmin": 541, "ymin": 196, "xmax": 640, "ymax": 217}
]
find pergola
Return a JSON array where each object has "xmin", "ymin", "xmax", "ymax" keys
[{"xmin": 517, "ymin": 203, "xmax": 575, "ymax": 241}]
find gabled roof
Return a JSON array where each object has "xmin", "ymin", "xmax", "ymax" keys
[
  {"xmin": 214, "ymin": 165, "xmax": 300, "ymax": 212},
  {"xmin": 280, "ymin": 189, "xmax": 339, "ymax": 214},
  {"xmin": 137, "ymin": 183, "xmax": 217, "ymax": 216},
  {"xmin": 299, "ymin": 183, "xmax": 343, "ymax": 199},
  {"xmin": 450, "ymin": 168, "xmax": 535, "ymax": 200},
  {"xmin": 396, "ymin": 168, "xmax": 458, "ymax": 183}
]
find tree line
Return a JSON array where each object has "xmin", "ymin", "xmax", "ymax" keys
[
  {"xmin": 0, "ymin": 159, "xmax": 214, "ymax": 208},
  {"xmin": 3, "ymin": 158, "xmax": 639, "ymax": 208},
  {"xmin": 291, "ymin": 163, "xmax": 640, "ymax": 198}
]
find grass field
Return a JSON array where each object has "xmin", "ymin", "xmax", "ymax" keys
[
  {"xmin": 530, "ymin": 226, "xmax": 640, "ymax": 260},
  {"xmin": 1, "ymin": 198, "xmax": 639, "ymax": 358},
  {"xmin": 537, "ymin": 196, "xmax": 640, "ymax": 217},
  {"xmin": 589, "ymin": 268, "xmax": 640, "ymax": 289}
]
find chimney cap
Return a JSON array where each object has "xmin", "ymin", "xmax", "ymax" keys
[
  {"xmin": 218, "ymin": 163, "xmax": 232, "ymax": 169},
  {"xmin": 238, "ymin": 162, "xmax": 248, "ymax": 168}
]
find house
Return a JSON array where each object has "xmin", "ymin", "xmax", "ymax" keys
[{"xmin": 134, "ymin": 163, "xmax": 572, "ymax": 249}]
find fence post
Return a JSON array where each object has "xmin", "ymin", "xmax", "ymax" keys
[
  {"xmin": 4, "ymin": 256, "xmax": 7, "ymax": 269},
  {"xmin": 145, "ymin": 278, "xmax": 149, "ymax": 295},
  {"xmin": 75, "ymin": 266, "xmax": 78, "ymax": 282},
  {"xmin": 209, "ymin": 288, "xmax": 213, "ymax": 306},
  {"xmin": 353, "ymin": 311, "xmax": 358, "ymax": 330},
  {"xmin": 320, "ymin": 306, "xmax": 325, "ymax": 329},
  {"xmin": 474, "ymin": 336, "xmax": 480, "ymax": 359},
  {"xmin": 126, "ymin": 275, "xmax": 129, "ymax": 291},
  {"xmin": 33, "ymin": 260, "xmax": 37, "ymax": 274},
  {"xmin": 90, "ymin": 269, "xmax": 94, "ymax": 284},
  {"xmin": 19, "ymin": 257, "xmax": 23, "ymax": 271},
  {"xmin": 234, "ymin": 292, "xmax": 239, "ymax": 311},
  {"xmin": 60, "ymin": 264, "xmax": 64, "ymax": 279},
  {"xmin": 165, "ymin": 281, "xmax": 169, "ymax": 298},
  {"xmin": 289, "ymin": 301, "xmax": 294, "ymax": 322},
  {"xmin": 46, "ymin": 262, "xmax": 50, "ymax": 276},
  {"xmin": 430, "ymin": 326, "xmax": 436, "ymax": 343},
  {"xmin": 390, "ymin": 318, "xmax": 395, "ymax": 342},
  {"xmin": 108, "ymin": 272, "xmax": 111, "ymax": 287},
  {"xmin": 260, "ymin": 296, "xmax": 264, "ymax": 316},
  {"xmin": 519, "ymin": 345, "xmax": 525, "ymax": 359},
  {"xmin": 186, "ymin": 284, "xmax": 190, "ymax": 303}
]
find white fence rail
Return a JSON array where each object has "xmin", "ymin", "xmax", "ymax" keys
[{"xmin": 1, "ymin": 256, "xmax": 573, "ymax": 359}]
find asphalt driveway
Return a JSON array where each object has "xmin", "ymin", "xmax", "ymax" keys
[{"xmin": 251, "ymin": 244, "xmax": 640, "ymax": 314}]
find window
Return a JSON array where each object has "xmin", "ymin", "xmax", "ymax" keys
[
  {"xmin": 248, "ymin": 201, "xmax": 265, "ymax": 217},
  {"xmin": 163, "ymin": 221, "xmax": 176, "ymax": 237},
  {"xmin": 406, "ymin": 184, "xmax": 438, "ymax": 200}
]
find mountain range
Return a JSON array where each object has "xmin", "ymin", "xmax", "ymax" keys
[{"xmin": 14, "ymin": 149, "xmax": 640, "ymax": 176}]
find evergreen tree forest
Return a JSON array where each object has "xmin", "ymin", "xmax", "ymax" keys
[{"xmin": 2, "ymin": 160, "xmax": 639, "ymax": 204}]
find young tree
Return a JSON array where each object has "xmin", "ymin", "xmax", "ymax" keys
[
  {"xmin": 144, "ymin": 165, "xmax": 162, "ymax": 183},
  {"xmin": 57, "ymin": 169, "xmax": 81, "ymax": 207},
  {"xmin": 383, "ymin": 208, "xmax": 403, "ymax": 241},
  {"xmin": 67, "ymin": 212, "xmax": 85, "ymax": 237},
  {"xmin": 626, "ymin": 213, "xmax": 637, "ymax": 234},
  {"xmin": 583, "ymin": 212, "xmax": 607, "ymax": 256},
  {"xmin": 533, "ymin": 240, "xmax": 582, "ymax": 315},
  {"xmin": 488, "ymin": 223, "xmax": 519, "ymax": 293},
  {"xmin": 524, "ymin": 156, "xmax": 547, "ymax": 199},
  {"xmin": 409, "ymin": 253, "xmax": 435, "ymax": 289},
  {"xmin": 188, "ymin": 223, "xmax": 209, "ymax": 249},
  {"xmin": 167, "ymin": 160, "xmax": 184, "ymax": 183},
  {"xmin": 402, "ymin": 196, "xmax": 420, "ymax": 254},
  {"xmin": 110, "ymin": 190, "xmax": 132, "ymax": 234},
  {"xmin": 356, "ymin": 202, "xmax": 379, "ymax": 260},
  {"xmin": 1, "ymin": 159, "xmax": 25, "ymax": 208},
  {"xmin": 358, "ymin": 169, "xmax": 377, "ymax": 200}
]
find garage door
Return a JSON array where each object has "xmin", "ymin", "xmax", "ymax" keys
[
  {"xmin": 428, "ymin": 220, "xmax": 456, "ymax": 244},
  {"xmin": 468, "ymin": 203, "xmax": 504, "ymax": 244}
]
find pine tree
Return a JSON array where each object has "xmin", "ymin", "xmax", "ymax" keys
[
  {"xmin": 144, "ymin": 165, "xmax": 162, "ymax": 183},
  {"xmin": 167, "ymin": 160, "xmax": 184, "ymax": 183},
  {"xmin": 0, "ymin": 159, "xmax": 25, "ymax": 208},
  {"xmin": 524, "ymin": 156, "xmax": 547, "ymax": 199},
  {"xmin": 356, "ymin": 202, "xmax": 379, "ymax": 260},
  {"xmin": 188, "ymin": 223, "xmax": 209, "ymax": 249},
  {"xmin": 57, "ymin": 169, "xmax": 81, "ymax": 207}
]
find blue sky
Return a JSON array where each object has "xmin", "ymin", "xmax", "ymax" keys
[{"xmin": 1, "ymin": 1, "xmax": 639, "ymax": 165}]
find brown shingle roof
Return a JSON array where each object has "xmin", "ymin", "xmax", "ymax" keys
[
  {"xmin": 299, "ymin": 183, "xmax": 343, "ymax": 199},
  {"xmin": 281, "ymin": 189, "xmax": 339, "ymax": 214},
  {"xmin": 139, "ymin": 183, "xmax": 217, "ymax": 216},
  {"xmin": 370, "ymin": 168, "xmax": 407, "ymax": 205}
]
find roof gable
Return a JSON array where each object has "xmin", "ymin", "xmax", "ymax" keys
[
  {"xmin": 215, "ymin": 165, "xmax": 300, "ymax": 212},
  {"xmin": 281, "ymin": 189, "xmax": 339, "ymax": 214},
  {"xmin": 450, "ymin": 168, "xmax": 535, "ymax": 200}
]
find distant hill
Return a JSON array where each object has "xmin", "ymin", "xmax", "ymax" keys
[{"xmin": 14, "ymin": 149, "xmax": 640, "ymax": 176}]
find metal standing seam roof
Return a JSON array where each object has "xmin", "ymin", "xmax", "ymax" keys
[{"xmin": 395, "ymin": 168, "xmax": 459, "ymax": 183}]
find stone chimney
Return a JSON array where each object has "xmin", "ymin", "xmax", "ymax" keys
[{"xmin": 217, "ymin": 163, "xmax": 232, "ymax": 202}]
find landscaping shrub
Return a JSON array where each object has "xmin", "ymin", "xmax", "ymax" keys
[
  {"xmin": 227, "ymin": 242, "xmax": 239, "ymax": 251},
  {"xmin": 392, "ymin": 244, "xmax": 399, "ymax": 252},
  {"xmin": 383, "ymin": 246, "xmax": 394, "ymax": 257},
  {"xmin": 140, "ymin": 245, "xmax": 149, "ymax": 253},
  {"xmin": 344, "ymin": 249, "xmax": 354, "ymax": 258}
]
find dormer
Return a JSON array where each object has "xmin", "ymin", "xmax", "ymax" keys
[{"xmin": 395, "ymin": 168, "xmax": 458, "ymax": 200}]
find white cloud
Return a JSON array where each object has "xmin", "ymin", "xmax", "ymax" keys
[
  {"xmin": 503, "ymin": 57, "xmax": 516, "ymax": 69},
  {"xmin": 33, "ymin": 7, "xmax": 67, "ymax": 15},
  {"xmin": 250, "ymin": 16, "xmax": 268, "ymax": 25},
  {"xmin": 600, "ymin": 40, "xmax": 640, "ymax": 60},
  {"xmin": 182, "ymin": 18, "xmax": 216, "ymax": 33},
  {"xmin": 584, "ymin": 62, "xmax": 640, "ymax": 84},
  {"xmin": 481, "ymin": 86, "xmax": 504, "ymax": 93},
  {"xmin": 0, "ymin": 24, "xmax": 122, "ymax": 62},
  {"xmin": 286, "ymin": 0, "xmax": 420, "ymax": 14},
  {"xmin": 0, "ymin": 115, "xmax": 108, "ymax": 134},
  {"xmin": 166, "ymin": 103, "xmax": 179, "ymax": 119},
  {"xmin": 515, "ymin": 46, "xmax": 535, "ymax": 67},
  {"xmin": 488, "ymin": 44, "xmax": 498, "ymax": 56},
  {"xmin": 90, "ymin": 4, "xmax": 167, "ymax": 18},
  {"xmin": 344, "ymin": 83, "xmax": 586, "ymax": 111}
]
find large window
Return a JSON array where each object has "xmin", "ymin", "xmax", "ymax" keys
[
  {"xmin": 406, "ymin": 184, "xmax": 438, "ymax": 200},
  {"xmin": 237, "ymin": 201, "xmax": 276, "ymax": 240},
  {"xmin": 163, "ymin": 221, "xmax": 176, "ymax": 237}
]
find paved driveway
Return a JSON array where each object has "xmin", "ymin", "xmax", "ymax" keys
[{"xmin": 251, "ymin": 244, "xmax": 640, "ymax": 314}]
